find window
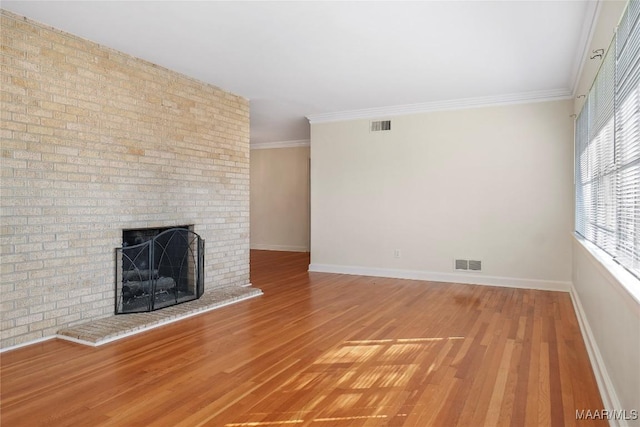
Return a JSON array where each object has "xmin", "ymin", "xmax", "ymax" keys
[{"xmin": 575, "ymin": 1, "xmax": 640, "ymax": 280}]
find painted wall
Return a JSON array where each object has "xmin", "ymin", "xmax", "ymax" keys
[
  {"xmin": 310, "ymin": 100, "xmax": 574, "ymax": 289},
  {"xmin": 250, "ymin": 146, "xmax": 310, "ymax": 252},
  {"xmin": 570, "ymin": 0, "xmax": 640, "ymax": 420},
  {"xmin": 572, "ymin": 240, "xmax": 640, "ymax": 420}
]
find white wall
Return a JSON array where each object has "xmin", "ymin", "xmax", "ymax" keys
[
  {"xmin": 572, "ymin": 240, "xmax": 640, "ymax": 421},
  {"xmin": 250, "ymin": 146, "xmax": 310, "ymax": 252},
  {"xmin": 310, "ymin": 100, "xmax": 574, "ymax": 289}
]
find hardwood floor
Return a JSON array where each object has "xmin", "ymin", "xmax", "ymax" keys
[{"xmin": 1, "ymin": 250, "xmax": 605, "ymax": 426}]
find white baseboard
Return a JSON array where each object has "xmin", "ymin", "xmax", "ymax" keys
[
  {"xmin": 0, "ymin": 335, "xmax": 56, "ymax": 353},
  {"xmin": 250, "ymin": 139, "xmax": 310, "ymax": 150},
  {"xmin": 569, "ymin": 285, "xmax": 626, "ymax": 427},
  {"xmin": 251, "ymin": 244, "xmax": 309, "ymax": 252},
  {"xmin": 308, "ymin": 263, "xmax": 572, "ymax": 292}
]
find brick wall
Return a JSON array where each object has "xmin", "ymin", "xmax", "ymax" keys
[{"xmin": 0, "ymin": 10, "xmax": 251, "ymax": 349}]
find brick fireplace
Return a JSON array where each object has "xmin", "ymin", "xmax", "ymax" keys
[{"xmin": 0, "ymin": 11, "xmax": 251, "ymax": 349}]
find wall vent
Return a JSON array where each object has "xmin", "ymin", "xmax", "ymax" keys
[
  {"xmin": 454, "ymin": 259, "xmax": 482, "ymax": 272},
  {"xmin": 370, "ymin": 120, "xmax": 391, "ymax": 132},
  {"xmin": 468, "ymin": 260, "xmax": 482, "ymax": 271},
  {"xmin": 454, "ymin": 259, "xmax": 468, "ymax": 270}
]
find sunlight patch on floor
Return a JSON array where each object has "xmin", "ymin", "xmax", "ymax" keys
[
  {"xmin": 345, "ymin": 337, "xmax": 464, "ymax": 345},
  {"xmin": 225, "ymin": 414, "xmax": 395, "ymax": 426},
  {"xmin": 225, "ymin": 337, "xmax": 468, "ymax": 426},
  {"xmin": 225, "ymin": 420, "xmax": 304, "ymax": 426},
  {"xmin": 313, "ymin": 414, "xmax": 389, "ymax": 422}
]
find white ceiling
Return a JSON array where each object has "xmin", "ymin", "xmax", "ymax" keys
[{"xmin": 3, "ymin": 1, "xmax": 597, "ymax": 145}]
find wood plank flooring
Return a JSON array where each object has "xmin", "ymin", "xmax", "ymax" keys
[{"xmin": 1, "ymin": 250, "xmax": 605, "ymax": 426}]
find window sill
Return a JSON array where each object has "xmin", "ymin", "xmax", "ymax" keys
[{"xmin": 573, "ymin": 233, "xmax": 640, "ymax": 306}]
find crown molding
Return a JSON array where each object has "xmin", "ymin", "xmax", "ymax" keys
[
  {"xmin": 570, "ymin": 0, "xmax": 602, "ymax": 96},
  {"xmin": 306, "ymin": 89, "xmax": 573, "ymax": 124},
  {"xmin": 250, "ymin": 139, "xmax": 310, "ymax": 150}
]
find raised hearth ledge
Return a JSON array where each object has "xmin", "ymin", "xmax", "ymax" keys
[{"xmin": 57, "ymin": 285, "xmax": 262, "ymax": 347}]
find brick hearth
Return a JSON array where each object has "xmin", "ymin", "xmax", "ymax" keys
[{"xmin": 57, "ymin": 286, "xmax": 262, "ymax": 345}]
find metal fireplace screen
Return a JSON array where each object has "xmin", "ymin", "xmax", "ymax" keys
[{"xmin": 115, "ymin": 227, "xmax": 204, "ymax": 314}]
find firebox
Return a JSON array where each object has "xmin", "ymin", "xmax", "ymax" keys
[{"xmin": 115, "ymin": 226, "xmax": 204, "ymax": 314}]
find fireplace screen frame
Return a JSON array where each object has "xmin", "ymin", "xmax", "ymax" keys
[{"xmin": 115, "ymin": 227, "xmax": 204, "ymax": 314}]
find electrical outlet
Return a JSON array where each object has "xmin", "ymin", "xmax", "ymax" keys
[{"xmin": 394, "ymin": 249, "xmax": 401, "ymax": 258}]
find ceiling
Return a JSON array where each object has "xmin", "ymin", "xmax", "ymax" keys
[{"xmin": 3, "ymin": 1, "xmax": 597, "ymax": 145}]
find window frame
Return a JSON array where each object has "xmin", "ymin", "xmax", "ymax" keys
[{"xmin": 574, "ymin": 1, "xmax": 640, "ymax": 283}]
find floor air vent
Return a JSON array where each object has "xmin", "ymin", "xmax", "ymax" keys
[{"xmin": 371, "ymin": 120, "xmax": 391, "ymax": 132}]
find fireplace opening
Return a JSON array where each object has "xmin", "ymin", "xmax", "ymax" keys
[{"xmin": 115, "ymin": 226, "xmax": 204, "ymax": 314}]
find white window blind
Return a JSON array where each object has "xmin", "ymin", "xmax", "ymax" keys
[{"xmin": 575, "ymin": 1, "xmax": 640, "ymax": 279}]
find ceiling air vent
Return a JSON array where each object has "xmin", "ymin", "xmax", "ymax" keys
[{"xmin": 371, "ymin": 120, "xmax": 391, "ymax": 132}]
